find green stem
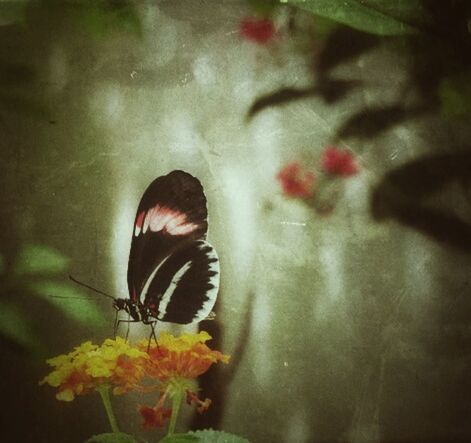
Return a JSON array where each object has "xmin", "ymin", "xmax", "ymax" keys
[
  {"xmin": 97, "ymin": 386, "xmax": 120, "ymax": 433},
  {"xmin": 166, "ymin": 387, "xmax": 184, "ymax": 436}
]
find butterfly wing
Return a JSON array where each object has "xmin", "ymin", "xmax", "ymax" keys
[
  {"xmin": 127, "ymin": 170, "xmax": 208, "ymax": 303},
  {"xmin": 142, "ymin": 239, "xmax": 220, "ymax": 324}
]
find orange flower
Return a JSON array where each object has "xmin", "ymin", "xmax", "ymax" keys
[
  {"xmin": 138, "ymin": 331, "xmax": 229, "ymax": 430},
  {"xmin": 141, "ymin": 331, "xmax": 229, "ymax": 381},
  {"xmin": 186, "ymin": 390, "xmax": 212, "ymax": 414}
]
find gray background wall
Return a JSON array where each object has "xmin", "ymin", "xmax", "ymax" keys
[{"xmin": 1, "ymin": 1, "xmax": 470, "ymax": 442}]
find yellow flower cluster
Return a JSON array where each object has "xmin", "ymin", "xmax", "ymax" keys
[
  {"xmin": 41, "ymin": 330, "xmax": 230, "ymax": 430},
  {"xmin": 40, "ymin": 337, "xmax": 148, "ymax": 401}
]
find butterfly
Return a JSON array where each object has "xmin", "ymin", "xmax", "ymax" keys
[{"xmin": 110, "ymin": 170, "xmax": 220, "ymax": 335}]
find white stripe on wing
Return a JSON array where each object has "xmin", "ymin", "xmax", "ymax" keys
[
  {"xmin": 140, "ymin": 254, "xmax": 170, "ymax": 304},
  {"xmin": 157, "ymin": 261, "xmax": 193, "ymax": 320}
]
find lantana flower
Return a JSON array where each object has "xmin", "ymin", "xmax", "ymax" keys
[
  {"xmin": 41, "ymin": 332, "xmax": 229, "ymax": 437},
  {"xmin": 321, "ymin": 146, "xmax": 359, "ymax": 177},
  {"xmin": 276, "ymin": 162, "xmax": 316, "ymax": 198},
  {"xmin": 138, "ymin": 331, "xmax": 229, "ymax": 432},
  {"xmin": 40, "ymin": 337, "xmax": 148, "ymax": 401},
  {"xmin": 240, "ymin": 17, "xmax": 276, "ymax": 44}
]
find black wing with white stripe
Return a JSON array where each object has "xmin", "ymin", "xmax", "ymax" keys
[
  {"xmin": 127, "ymin": 170, "xmax": 208, "ymax": 303},
  {"xmin": 142, "ymin": 239, "xmax": 220, "ymax": 324}
]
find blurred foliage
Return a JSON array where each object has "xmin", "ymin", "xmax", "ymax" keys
[
  {"xmin": 439, "ymin": 70, "xmax": 471, "ymax": 119},
  {"xmin": 159, "ymin": 436, "xmax": 198, "ymax": 443},
  {"xmin": 0, "ymin": 0, "xmax": 27, "ymax": 26},
  {"xmin": 0, "ymin": 0, "xmax": 141, "ymax": 122},
  {"xmin": 284, "ymin": 0, "xmax": 420, "ymax": 35},
  {"xmin": 29, "ymin": 280, "xmax": 106, "ymax": 324},
  {"xmin": 73, "ymin": 0, "xmax": 142, "ymax": 38},
  {"xmin": 160, "ymin": 430, "xmax": 250, "ymax": 443},
  {"xmin": 0, "ymin": 0, "xmax": 142, "ymax": 36},
  {"xmin": 14, "ymin": 243, "xmax": 70, "ymax": 275},
  {"xmin": 0, "ymin": 244, "xmax": 106, "ymax": 356},
  {"xmin": 371, "ymin": 151, "xmax": 471, "ymax": 253},
  {"xmin": 250, "ymin": 0, "xmax": 471, "ymax": 120},
  {"xmin": 85, "ymin": 433, "xmax": 140, "ymax": 443},
  {"xmin": 247, "ymin": 0, "xmax": 278, "ymax": 17},
  {"xmin": 0, "ymin": 301, "xmax": 41, "ymax": 354},
  {"xmin": 247, "ymin": 0, "xmax": 471, "ymax": 251}
]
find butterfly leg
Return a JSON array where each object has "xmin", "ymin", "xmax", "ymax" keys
[
  {"xmin": 145, "ymin": 321, "xmax": 159, "ymax": 352},
  {"xmin": 114, "ymin": 318, "xmax": 139, "ymax": 340},
  {"xmin": 113, "ymin": 310, "xmax": 119, "ymax": 338},
  {"xmin": 125, "ymin": 312, "xmax": 131, "ymax": 342}
]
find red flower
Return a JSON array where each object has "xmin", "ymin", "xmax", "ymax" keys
[
  {"xmin": 240, "ymin": 17, "xmax": 276, "ymax": 44},
  {"xmin": 276, "ymin": 162, "xmax": 315, "ymax": 198},
  {"xmin": 321, "ymin": 146, "xmax": 359, "ymax": 177},
  {"xmin": 186, "ymin": 390, "xmax": 212, "ymax": 414},
  {"xmin": 139, "ymin": 405, "xmax": 172, "ymax": 429}
]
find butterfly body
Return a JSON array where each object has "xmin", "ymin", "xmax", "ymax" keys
[{"xmin": 114, "ymin": 170, "xmax": 220, "ymax": 326}]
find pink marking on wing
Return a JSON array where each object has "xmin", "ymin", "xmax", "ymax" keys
[
  {"xmin": 166, "ymin": 213, "xmax": 187, "ymax": 231},
  {"xmin": 150, "ymin": 206, "xmax": 175, "ymax": 232},
  {"xmin": 134, "ymin": 210, "xmax": 146, "ymax": 236},
  {"xmin": 143, "ymin": 208, "xmax": 154, "ymax": 234},
  {"xmin": 168, "ymin": 222, "xmax": 199, "ymax": 236},
  {"xmin": 143, "ymin": 204, "xmax": 200, "ymax": 236}
]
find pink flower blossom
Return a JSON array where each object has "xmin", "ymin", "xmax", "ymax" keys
[
  {"xmin": 240, "ymin": 17, "xmax": 276, "ymax": 44},
  {"xmin": 321, "ymin": 146, "xmax": 359, "ymax": 177},
  {"xmin": 277, "ymin": 162, "xmax": 315, "ymax": 198}
]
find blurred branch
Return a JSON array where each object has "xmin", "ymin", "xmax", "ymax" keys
[
  {"xmin": 371, "ymin": 150, "xmax": 471, "ymax": 253},
  {"xmin": 247, "ymin": 79, "xmax": 361, "ymax": 119}
]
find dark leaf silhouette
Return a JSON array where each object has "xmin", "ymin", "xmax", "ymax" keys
[
  {"xmin": 371, "ymin": 150, "xmax": 471, "ymax": 253},
  {"xmin": 318, "ymin": 78, "xmax": 362, "ymax": 103},
  {"xmin": 316, "ymin": 27, "xmax": 379, "ymax": 74},
  {"xmin": 337, "ymin": 105, "xmax": 425, "ymax": 139},
  {"xmin": 248, "ymin": 87, "xmax": 316, "ymax": 119},
  {"xmin": 248, "ymin": 80, "xmax": 360, "ymax": 118}
]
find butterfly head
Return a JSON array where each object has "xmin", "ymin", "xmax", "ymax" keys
[{"xmin": 113, "ymin": 297, "xmax": 141, "ymax": 321}]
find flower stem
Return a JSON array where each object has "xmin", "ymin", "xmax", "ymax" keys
[
  {"xmin": 97, "ymin": 386, "xmax": 120, "ymax": 433},
  {"xmin": 166, "ymin": 387, "xmax": 184, "ymax": 436}
]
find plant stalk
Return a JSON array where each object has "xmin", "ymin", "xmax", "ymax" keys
[
  {"xmin": 166, "ymin": 387, "xmax": 184, "ymax": 436},
  {"xmin": 97, "ymin": 386, "xmax": 120, "ymax": 433}
]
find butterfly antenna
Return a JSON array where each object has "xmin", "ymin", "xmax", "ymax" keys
[
  {"xmin": 69, "ymin": 275, "xmax": 115, "ymax": 300},
  {"xmin": 49, "ymin": 295, "xmax": 96, "ymax": 300}
]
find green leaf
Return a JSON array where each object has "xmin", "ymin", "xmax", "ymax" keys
[
  {"xmin": 439, "ymin": 70, "xmax": 471, "ymax": 118},
  {"xmin": 0, "ymin": 301, "xmax": 41, "ymax": 351},
  {"xmin": 284, "ymin": 0, "xmax": 419, "ymax": 35},
  {"xmin": 28, "ymin": 280, "xmax": 106, "ymax": 326},
  {"xmin": 159, "ymin": 434, "xmax": 199, "ymax": 443},
  {"xmin": 77, "ymin": 0, "xmax": 142, "ymax": 38},
  {"xmin": 14, "ymin": 244, "xmax": 70, "ymax": 275},
  {"xmin": 189, "ymin": 429, "xmax": 251, "ymax": 443},
  {"xmin": 247, "ymin": 0, "xmax": 279, "ymax": 17},
  {"xmin": 85, "ymin": 432, "xmax": 139, "ymax": 443},
  {"xmin": 0, "ymin": 0, "xmax": 27, "ymax": 26}
]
